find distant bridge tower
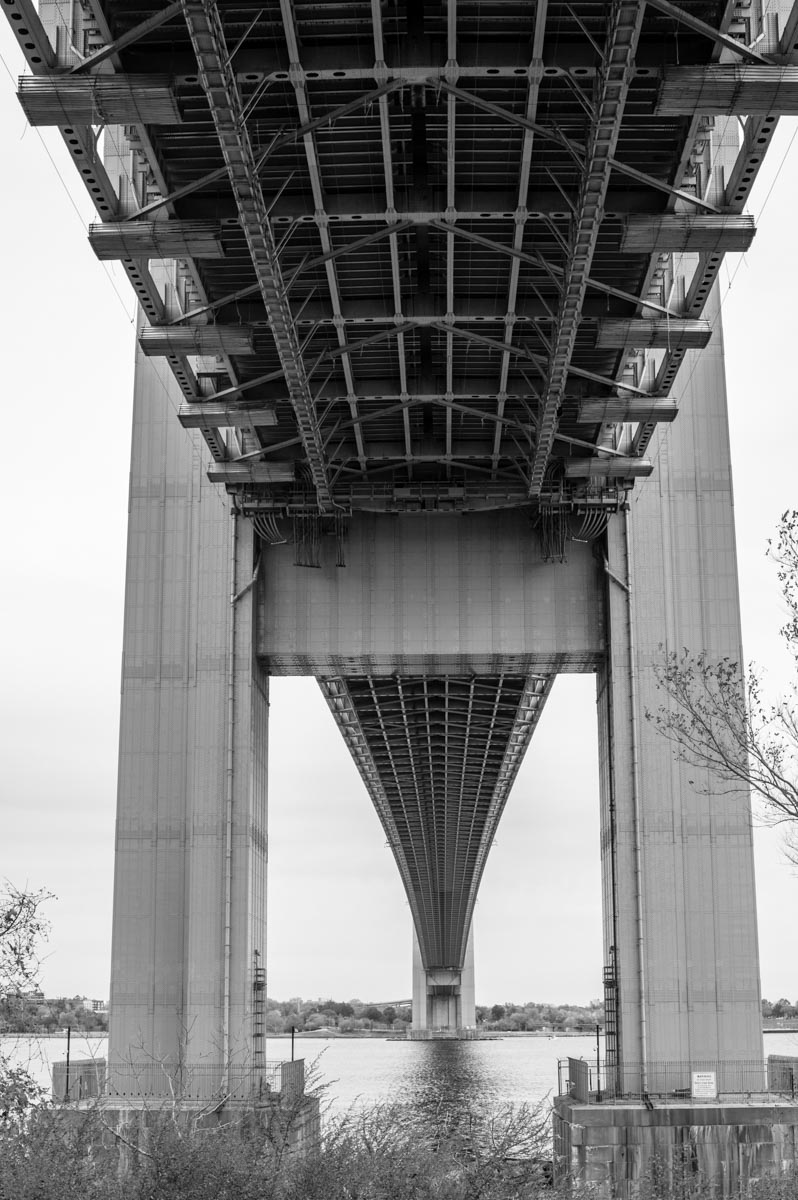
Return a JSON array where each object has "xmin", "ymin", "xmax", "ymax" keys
[{"xmin": 412, "ymin": 927, "xmax": 475, "ymax": 1036}]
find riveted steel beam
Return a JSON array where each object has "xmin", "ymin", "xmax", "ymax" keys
[
  {"xmin": 491, "ymin": 0, "xmax": 548, "ymax": 478},
  {"xmin": 528, "ymin": 0, "xmax": 646, "ymax": 496},
  {"xmin": 181, "ymin": 0, "xmax": 332, "ymax": 507}
]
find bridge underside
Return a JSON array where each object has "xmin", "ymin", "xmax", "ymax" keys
[
  {"xmin": 9, "ymin": 0, "xmax": 790, "ymax": 1136},
  {"xmin": 320, "ymin": 673, "xmax": 553, "ymax": 972},
  {"xmin": 12, "ymin": 0, "xmax": 793, "ymax": 520}
]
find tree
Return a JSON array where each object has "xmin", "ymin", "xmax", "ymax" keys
[
  {"xmin": 0, "ymin": 884, "xmax": 50, "ymax": 1123},
  {"xmin": 647, "ymin": 511, "xmax": 798, "ymax": 862},
  {"xmin": 0, "ymin": 883, "xmax": 51, "ymax": 994}
]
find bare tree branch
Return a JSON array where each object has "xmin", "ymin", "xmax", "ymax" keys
[{"xmin": 646, "ymin": 512, "xmax": 798, "ymax": 864}]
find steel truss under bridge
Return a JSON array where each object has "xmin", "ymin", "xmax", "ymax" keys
[
  {"xmin": 10, "ymin": 0, "xmax": 797, "ymax": 519},
  {"xmin": 320, "ymin": 674, "xmax": 554, "ymax": 970}
]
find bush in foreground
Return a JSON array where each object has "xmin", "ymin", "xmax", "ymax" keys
[{"xmin": 1, "ymin": 1084, "xmax": 797, "ymax": 1200}]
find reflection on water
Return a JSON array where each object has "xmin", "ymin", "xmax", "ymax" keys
[
  {"xmin": 3, "ymin": 1032, "xmax": 796, "ymax": 1118},
  {"xmin": 309, "ymin": 1034, "xmax": 597, "ymax": 1116}
]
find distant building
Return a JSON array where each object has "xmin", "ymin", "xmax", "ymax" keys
[{"xmin": 70, "ymin": 997, "xmax": 108, "ymax": 1013}]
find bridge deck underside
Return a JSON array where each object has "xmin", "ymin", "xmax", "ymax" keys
[
  {"xmin": 321, "ymin": 673, "xmax": 553, "ymax": 969},
  {"xmin": 15, "ymin": 0, "xmax": 777, "ymax": 517}
]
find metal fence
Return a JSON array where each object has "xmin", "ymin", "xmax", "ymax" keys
[
  {"xmin": 55, "ymin": 1059, "xmax": 304, "ymax": 1103},
  {"xmin": 559, "ymin": 1056, "xmax": 798, "ymax": 1105}
]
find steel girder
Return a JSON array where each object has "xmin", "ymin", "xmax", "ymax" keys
[
  {"xmin": 181, "ymin": 0, "xmax": 332, "ymax": 506},
  {"xmin": 9, "ymin": 0, "xmax": 797, "ymax": 512}
]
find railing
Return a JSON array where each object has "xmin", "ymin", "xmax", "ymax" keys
[
  {"xmin": 52, "ymin": 1059, "xmax": 305, "ymax": 1103},
  {"xmin": 558, "ymin": 1056, "xmax": 798, "ymax": 1105}
]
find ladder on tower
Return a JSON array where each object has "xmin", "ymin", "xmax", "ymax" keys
[{"xmin": 253, "ymin": 953, "xmax": 266, "ymax": 1069}]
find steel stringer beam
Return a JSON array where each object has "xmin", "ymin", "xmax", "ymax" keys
[
  {"xmin": 181, "ymin": 0, "xmax": 332, "ymax": 508},
  {"xmin": 528, "ymin": 0, "xmax": 645, "ymax": 497},
  {"xmin": 319, "ymin": 673, "xmax": 554, "ymax": 970},
  {"xmin": 278, "ymin": 0, "xmax": 370, "ymax": 474},
  {"xmin": 492, "ymin": 0, "xmax": 548, "ymax": 480}
]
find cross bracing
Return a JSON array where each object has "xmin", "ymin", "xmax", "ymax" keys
[{"xmin": 10, "ymin": 0, "xmax": 798, "ymax": 516}]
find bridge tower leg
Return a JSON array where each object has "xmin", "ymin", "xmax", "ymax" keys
[
  {"xmin": 107, "ymin": 345, "xmax": 268, "ymax": 1098},
  {"xmin": 597, "ymin": 287, "xmax": 762, "ymax": 1080},
  {"xmin": 555, "ymin": 288, "xmax": 774, "ymax": 1191},
  {"xmin": 411, "ymin": 924, "xmax": 475, "ymax": 1036}
]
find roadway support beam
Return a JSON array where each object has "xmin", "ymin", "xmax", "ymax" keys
[
  {"xmin": 16, "ymin": 74, "xmax": 181, "ymax": 124},
  {"xmin": 596, "ymin": 319, "xmax": 711, "ymax": 350},
  {"xmin": 656, "ymin": 65, "xmax": 798, "ymax": 115},
  {"xmin": 178, "ymin": 402, "xmax": 277, "ymax": 429},
  {"xmin": 89, "ymin": 220, "xmax": 225, "ymax": 261},
  {"xmin": 564, "ymin": 457, "xmax": 653, "ymax": 479},
  {"xmin": 139, "ymin": 325, "xmax": 255, "ymax": 357},
  {"xmin": 108, "ymin": 336, "xmax": 268, "ymax": 1098},
  {"xmin": 577, "ymin": 399, "xmax": 678, "ymax": 424},
  {"xmin": 181, "ymin": 0, "xmax": 333, "ymax": 508},
  {"xmin": 619, "ymin": 214, "xmax": 756, "ymax": 255},
  {"xmin": 529, "ymin": 0, "xmax": 645, "ymax": 495}
]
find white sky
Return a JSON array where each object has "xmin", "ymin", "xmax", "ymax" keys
[{"xmin": 1, "ymin": 20, "xmax": 796, "ymax": 1008}]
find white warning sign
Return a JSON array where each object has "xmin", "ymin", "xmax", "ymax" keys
[{"xmin": 691, "ymin": 1071, "xmax": 717, "ymax": 1100}]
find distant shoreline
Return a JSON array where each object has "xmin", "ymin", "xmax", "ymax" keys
[{"xmin": 1, "ymin": 1027, "xmax": 792, "ymax": 1040}]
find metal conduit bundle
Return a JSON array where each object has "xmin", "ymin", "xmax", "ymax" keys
[
  {"xmin": 88, "ymin": 221, "xmax": 224, "ymax": 261},
  {"xmin": 17, "ymin": 74, "xmax": 181, "ymax": 126},
  {"xmin": 252, "ymin": 513, "xmax": 286, "ymax": 545}
]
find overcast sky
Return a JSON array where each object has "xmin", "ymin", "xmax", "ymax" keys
[{"xmin": 1, "ymin": 20, "xmax": 796, "ymax": 1009}]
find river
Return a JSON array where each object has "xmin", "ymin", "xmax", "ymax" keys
[{"xmin": 3, "ymin": 1032, "xmax": 796, "ymax": 1114}]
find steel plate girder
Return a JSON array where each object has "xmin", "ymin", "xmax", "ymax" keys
[
  {"xmin": 180, "ymin": 0, "xmax": 332, "ymax": 507},
  {"xmin": 528, "ymin": 0, "xmax": 645, "ymax": 496}
]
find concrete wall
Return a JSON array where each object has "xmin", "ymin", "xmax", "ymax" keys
[
  {"xmin": 258, "ymin": 512, "xmax": 604, "ymax": 675},
  {"xmin": 109, "ymin": 345, "xmax": 267, "ymax": 1090},
  {"xmin": 597, "ymin": 286, "xmax": 763, "ymax": 1078},
  {"xmin": 554, "ymin": 1096, "xmax": 798, "ymax": 1198}
]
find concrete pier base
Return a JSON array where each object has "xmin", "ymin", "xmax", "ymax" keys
[{"xmin": 553, "ymin": 1095, "xmax": 798, "ymax": 1198}]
